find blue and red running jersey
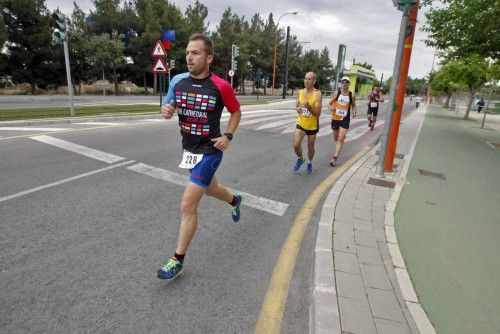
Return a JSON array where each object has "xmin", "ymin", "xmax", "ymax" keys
[{"xmin": 164, "ymin": 72, "xmax": 240, "ymax": 154}]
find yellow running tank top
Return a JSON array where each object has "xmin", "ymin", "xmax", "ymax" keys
[{"xmin": 296, "ymin": 89, "xmax": 319, "ymax": 131}]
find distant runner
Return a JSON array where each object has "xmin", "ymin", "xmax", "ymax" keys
[
  {"xmin": 328, "ymin": 76, "xmax": 357, "ymax": 167},
  {"xmin": 367, "ymin": 86, "xmax": 384, "ymax": 130}
]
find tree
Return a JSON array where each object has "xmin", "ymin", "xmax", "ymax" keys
[
  {"xmin": 1, "ymin": 0, "xmax": 61, "ymax": 93},
  {"xmin": 86, "ymin": 31, "xmax": 125, "ymax": 95},
  {"xmin": 421, "ymin": 0, "xmax": 500, "ymax": 60},
  {"xmin": 433, "ymin": 55, "xmax": 489, "ymax": 119},
  {"xmin": 69, "ymin": 2, "xmax": 95, "ymax": 95}
]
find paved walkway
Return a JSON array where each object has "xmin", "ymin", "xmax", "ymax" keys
[{"xmin": 311, "ymin": 104, "xmax": 500, "ymax": 334}]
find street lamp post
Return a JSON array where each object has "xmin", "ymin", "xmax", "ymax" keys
[{"xmin": 272, "ymin": 11, "xmax": 297, "ymax": 96}]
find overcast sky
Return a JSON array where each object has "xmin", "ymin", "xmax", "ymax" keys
[{"xmin": 46, "ymin": 0, "xmax": 436, "ymax": 80}]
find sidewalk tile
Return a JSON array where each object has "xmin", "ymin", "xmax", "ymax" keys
[
  {"xmin": 355, "ymin": 230, "xmax": 378, "ymax": 248},
  {"xmin": 354, "ymin": 219, "xmax": 374, "ymax": 232},
  {"xmin": 336, "ymin": 271, "xmax": 367, "ymax": 301},
  {"xmin": 338, "ymin": 297, "xmax": 377, "ymax": 334},
  {"xmin": 334, "ymin": 221, "xmax": 354, "ymax": 237},
  {"xmin": 366, "ymin": 287, "xmax": 406, "ymax": 323},
  {"xmin": 357, "ymin": 245, "xmax": 384, "ymax": 266},
  {"xmin": 360, "ymin": 264, "xmax": 393, "ymax": 290},
  {"xmin": 333, "ymin": 234, "xmax": 356, "ymax": 255},
  {"xmin": 354, "ymin": 208, "xmax": 372, "ymax": 220},
  {"xmin": 334, "ymin": 209, "xmax": 354, "ymax": 224},
  {"xmin": 374, "ymin": 228, "xmax": 387, "ymax": 242},
  {"xmin": 334, "ymin": 251, "xmax": 360, "ymax": 275},
  {"xmin": 374, "ymin": 318, "xmax": 411, "ymax": 334}
]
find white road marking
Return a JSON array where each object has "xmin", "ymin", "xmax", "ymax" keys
[
  {"xmin": 127, "ymin": 163, "xmax": 289, "ymax": 216},
  {"xmin": 254, "ymin": 118, "xmax": 296, "ymax": 130},
  {"xmin": 74, "ymin": 122, "xmax": 124, "ymax": 126},
  {"xmin": 30, "ymin": 135, "xmax": 126, "ymax": 164},
  {"xmin": 0, "ymin": 127, "xmax": 69, "ymax": 132},
  {"xmin": 141, "ymin": 119, "xmax": 165, "ymax": 123},
  {"xmin": 0, "ymin": 160, "xmax": 135, "ymax": 203},
  {"xmin": 238, "ymin": 114, "xmax": 292, "ymax": 126}
]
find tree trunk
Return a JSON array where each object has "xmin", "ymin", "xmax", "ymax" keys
[
  {"xmin": 113, "ymin": 64, "xmax": 118, "ymax": 96},
  {"xmin": 78, "ymin": 82, "xmax": 82, "ymax": 96},
  {"xmin": 463, "ymin": 89, "xmax": 475, "ymax": 120},
  {"xmin": 30, "ymin": 82, "xmax": 36, "ymax": 94},
  {"xmin": 444, "ymin": 93, "xmax": 451, "ymax": 108},
  {"xmin": 450, "ymin": 92, "xmax": 457, "ymax": 110},
  {"xmin": 143, "ymin": 70, "xmax": 148, "ymax": 95}
]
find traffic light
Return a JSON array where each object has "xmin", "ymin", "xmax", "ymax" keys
[
  {"xmin": 232, "ymin": 44, "xmax": 240, "ymax": 57},
  {"xmin": 52, "ymin": 12, "xmax": 67, "ymax": 42},
  {"xmin": 231, "ymin": 44, "xmax": 239, "ymax": 71},
  {"xmin": 169, "ymin": 59, "xmax": 176, "ymax": 69}
]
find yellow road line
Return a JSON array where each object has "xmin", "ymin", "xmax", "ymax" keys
[{"xmin": 254, "ymin": 146, "xmax": 370, "ymax": 334}]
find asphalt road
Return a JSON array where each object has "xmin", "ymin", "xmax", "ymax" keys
[{"xmin": 0, "ymin": 99, "xmax": 413, "ymax": 333}]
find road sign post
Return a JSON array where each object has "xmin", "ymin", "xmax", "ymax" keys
[{"xmin": 151, "ymin": 41, "xmax": 168, "ymax": 108}]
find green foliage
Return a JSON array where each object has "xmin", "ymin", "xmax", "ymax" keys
[
  {"xmin": 421, "ymin": 0, "xmax": 500, "ymax": 60},
  {"xmin": 0, "ymin": 0, "xmax": 363, "ymax": 94},
  {"xmin": 1, "ymin": 0, "xmax": 62, "ymax": 93}
]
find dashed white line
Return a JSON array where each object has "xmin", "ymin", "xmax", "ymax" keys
[
  {"xmin": 0, "ymin": 127, "xmax": 69, "ymax": 132},
  {"xmin": 0, "ymin": 160, "xmax": 135, "ymax": 203},
  {"xmin": 30, "ymin": 135, "xmax": 126, "ymax": 164}
]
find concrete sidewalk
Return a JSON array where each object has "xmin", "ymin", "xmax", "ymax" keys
[
  {"xmin": 310, "ymin": 105, "xmax": 434, "ymax": 334},
  {"xmin": 311, "ymin": 103, "xmax": 500, "ymax": 334}
]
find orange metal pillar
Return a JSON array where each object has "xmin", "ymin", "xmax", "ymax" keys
[{"xmin": 384, "ymin": 3, "xmax": 419, "ymax": 171}]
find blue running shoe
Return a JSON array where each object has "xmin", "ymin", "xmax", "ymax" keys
[
  {"xmin": 293, "ymin": 157, "xmax": 305, "ymax": 172},
  {"xmin": 157, "ymin": 258, "xmax": 183, "ymax": 280},
  {"xmin": 231, "ymin": 194, "xmax": 242, "ymax": 222},
  {"xmin": 306, "ymin": 162, "xmax": 313, "ymax": 174}
]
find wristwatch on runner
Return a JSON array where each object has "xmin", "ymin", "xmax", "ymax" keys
[{"xmin": 224, "ymin": 132, "xmax": 233, "ymax": 141}]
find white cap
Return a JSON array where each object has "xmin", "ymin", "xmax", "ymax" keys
[{"xmin": 340, "ymin": 76, "xmax": 350, "ymax": 82}]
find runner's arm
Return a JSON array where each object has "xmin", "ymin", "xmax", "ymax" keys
[
  {"xmin": 211, "ymin": 110, "xmax": 241, "ymax": 151},
  {"xmin": 351, "ymin": 95, "xmax": 357, "ymax": 118},
  {"xmin": 328, "ymin": 92, "xmax": 338, "ymax": 112},
  {"xmin": 311, "ymin": 91, "xmax": 322, "ymax": 117}
]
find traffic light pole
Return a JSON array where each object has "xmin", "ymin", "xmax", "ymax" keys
[{"xmin": 63, "ymin": 39, "xmax": 75, "ymax": 116}]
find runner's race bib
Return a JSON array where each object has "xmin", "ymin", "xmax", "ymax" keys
[
  {"xmin": 335, "ymin": 108, "xmax": 348, "ymax": 118},
  {"xmin": 301, "ymin": 107, "xmax": 312, "ymax": 116},
  {"xmin": 370, "ymin": 102, "xmax": 378, "ymax": 108},
  {"xmin": 179, "ymin": 150, "xmax": 204, "ymax": 169}
]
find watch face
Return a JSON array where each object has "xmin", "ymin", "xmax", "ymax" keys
[{"xmin": 225, "ymin": 133, "xmax": 233, "ymax": 140}]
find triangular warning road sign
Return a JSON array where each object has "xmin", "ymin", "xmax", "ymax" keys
[
  {"xmin": 152, "ymin": 40, "xmax": 167, "ymax": 57},
  {"xmin": 152, "ymin": 58, "xmax": 168, "ymax": 73}
]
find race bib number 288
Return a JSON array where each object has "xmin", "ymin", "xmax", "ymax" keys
[{"xmin": 179, "ymin": 150, "xmax": 204, "ymax": 169}]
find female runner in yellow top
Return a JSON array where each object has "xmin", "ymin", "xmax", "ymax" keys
[{"xmin": 292, "ymin": 72, "xmax": 323, "ymax": 174}]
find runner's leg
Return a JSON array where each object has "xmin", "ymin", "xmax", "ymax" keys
[
  {"xmin": 334, "ymin": 127, "xmax": 348, "ymax": 158},
  {"xmin": 293, "ymin": 129, "xmax": 306, "ymax": 158},
  {"xmin": 176, "ymin": 182, "xmax": 205, "ymax": 255},
  {"xmin": 307, "ymin": 134, "xmax": 316, "ymax": 161},
  {"xmin": 206, "ymin": 176, "xmax": 233, "ymax": 203}
]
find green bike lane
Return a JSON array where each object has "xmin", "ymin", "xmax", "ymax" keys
[{"xmin": 395, "ymin": 105, "xmax": 500, "ymax": 333}]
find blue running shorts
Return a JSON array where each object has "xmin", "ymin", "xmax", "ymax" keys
[{"xmin": 189, "ymin": 150, "xmax": 223, "ymax": 189}]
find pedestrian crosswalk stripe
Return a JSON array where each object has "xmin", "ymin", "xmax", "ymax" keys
[{"xmin": 127, "ymin": 162, "xmax": 289, "ymax": 216}]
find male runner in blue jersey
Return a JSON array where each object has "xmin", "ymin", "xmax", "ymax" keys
[{"xmin": 157, "ymin": 33, "xmax": 242, "ymax": 280}]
